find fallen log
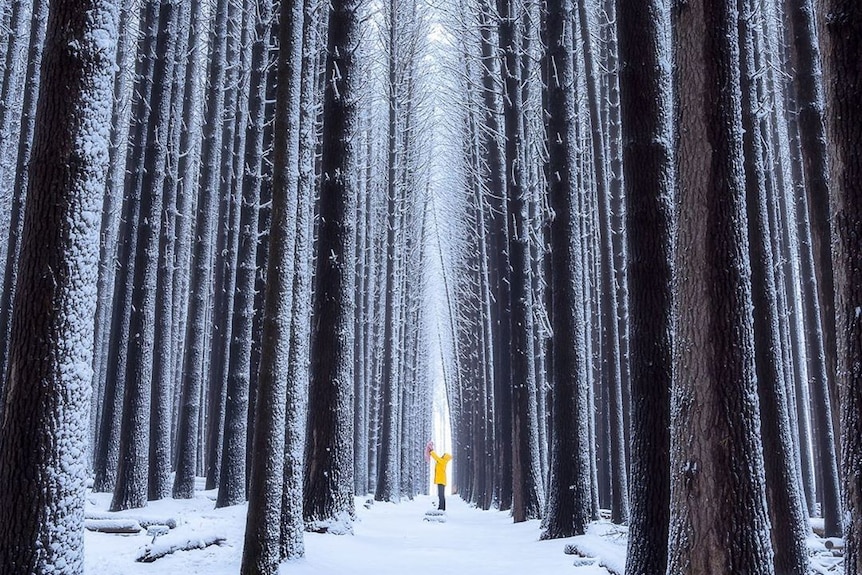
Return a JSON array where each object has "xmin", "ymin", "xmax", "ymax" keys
[
  {"xmin": 85, "ymin": 511, "xmax": 177, "ymax": 529},
  {"xmin": 84, "ymin": 519, "xmax": 142, "ymax": 534},
  {"xmin": 135, "ymin": 534, "xmax": 227, "ymax": 563}
]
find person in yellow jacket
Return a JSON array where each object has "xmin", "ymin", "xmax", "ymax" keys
[{"xmin": 429, "ymin": 445, "xmax": 452, "ymax": 511}]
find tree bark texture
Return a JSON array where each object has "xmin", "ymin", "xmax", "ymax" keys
[{"xmin": 0, "ymin": 1, "xmax": 117, "ymax": 571}]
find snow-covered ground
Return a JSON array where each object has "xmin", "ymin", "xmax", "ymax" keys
[
  {"xmin": 84, "ymin": 482, "xmax": 842, "ymax": 575},
  {"xmin": 85, "ymin": 484, "xmax": 616, "ymax": 575}
]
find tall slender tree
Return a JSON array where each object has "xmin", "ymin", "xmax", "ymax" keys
[
  {"xmin": 302, "ymin": 0, "xmax": 359, "ymax": 531},
  {"xmin": 667, "ymin": 0, "xmax": 774, "ymax": 572},
  {"xmin": 540, "ymin": 0, "xmax": 591, "ymax": 539},
  {"xmin": 617, "ymin": 0, "xmax": 674, "ymax": 571},
  {"xmin": 0, "ymin": 1, "xmax": 118, "ymax": 571},
  {"xmin": 820, "ymin": 1, "xmax": 862, "ymax": 572},
  {"xmin": 111, "ymin": 0, "xmax": 178, "ymax": 512}
]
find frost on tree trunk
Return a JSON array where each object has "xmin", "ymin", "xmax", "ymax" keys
[
  {"xmin": 820, "ymin": 1, "xmax": 862, "ymax": 572},
  {"xmin": 240, "ymin": 0, "xmax": 303, "ymax": 569},
  {"xmin": 667, "ymin": 0, "xmax": 774, "ymax": 573},
  {"xmin": 786, "ymin": 0, "xmax": 843, "ymax": 539},
  {"xmin": 617, "ymin": 0, "xmax": 673, "ymax": 571},
  {"xmin": 539, "ymin": 0, "xmax": 590, "ymax": 540},
  {"xmin": 112, "ymin": 0, "xmax": 178, "ymax": 513},
  {"xmin": 302, "ymin": 0, "xmax": 358, "ymax": 532},
  {"xmin": 0, "ymin": 1, "xmax": 118, "ymax": 572},
  {"xmin": 218, "ymin": 0, "xmax": 270, "ymax": 511},
  {"xmin": 738, "ymin": 1, "xmax": 810, "ymax": 572},
  {"xmin": 173, "ymin": 0, "xmax": 230, "ymax": 500}
]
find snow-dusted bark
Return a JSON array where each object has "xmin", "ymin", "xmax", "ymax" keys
[
  {"xmin": 302, "ymin": 0, "xmax": 359, "ymax": 531},
  {"xmin": 0, "ymin": 0, "xmax": 46, "ymax": 423},
  {"xmin": 205, "ymin": 0, "xmax": 248, "ymax": 492},
  {"xmin": 93, "ymin": 0, "xmax": 145, "ymax": 494},
  {"xmin": 737, "ymin": 2, "xmax": 810, "ymax": 571},
  {"xmin": 170, "ymin": 0, "xmax": 206, "ymax": 415},
  {"xmin": 375, "ymin": 0, "xmax": 407, "ymax": 504},
  {"xmin": 617, "ymin": 0, "xmax": 673, "ymax": 571},
  {"xmin": 0, "ymin": 0, "xmax": 32, "ymax": 260},
  {"xmin": 89, "ymin": 0, "xmax": 137, "ymax": 468},
  {"xmin": 539, "ymin": 0, "xmax": 590, "ymax": 539},
  {"xmin": 667, "ymin": 0, "xmax": 774, "ymax": 572},
  {"xmin": 217, "ymin": 0, "xmax": 270, "ymax": 511},
  {"xmin": 0, "ymin": 2, "xmax": 118, "ymax": 572},
  {"xmin": 241, "ymin": 0, "xmax": 303, "ymax": 570},
  {"xmin": 112, "ymin": 0, "xmax": 179, "ymax": 513},
  {"xmin": 173, "ymin": 0, "xmax": 230, "ymax": 500},
  {"xmin": 786, "ymin": 0, "xmax": 843, "ymax": 538},
  {"xmin": 819, "ymin": 2, "xmax": 862, "ymax": 572},
  {"xmin": 576, "ymin": 0, "xmax": 627, "ymax": 525},
  {"xmin": 149, "ymin": 0, "xmax": 190, "ymax": 502},
  {"xmin": 279, "ymin": 0, "xmax": 317, "ymax": 560},
  {"xmin": 498, "ymin": 0, "xmax": 543, "ymax": 524}
]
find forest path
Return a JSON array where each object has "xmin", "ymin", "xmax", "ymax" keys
[
  {"xmin": 84, "ymin": 486, "xmax": 616, "ymax": 575},
  {"xmin": 289, "ymin": 494, "xmax": 613, "ymax": 575}
]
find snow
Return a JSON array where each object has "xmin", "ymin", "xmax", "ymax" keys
[
  {"xmin": 85, "ymin": 485, "xmax": 844, "ymax": 575},
  {"xmin": 85, "ymin": 487, "xmax": 612, "ymax": 575}
]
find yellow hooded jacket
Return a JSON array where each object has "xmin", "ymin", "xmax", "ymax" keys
[{"xmin": 430, "ymin": 450, "xmax": 452, "ymax": 485}]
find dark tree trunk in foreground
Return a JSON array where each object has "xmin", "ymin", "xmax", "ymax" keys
[
  {"xmin": 540, "ymin": 0, "xmax": 591, "ymax": 539},
  {"xmin": 820, "ymin": 2, "xmax": 862, "ymax": 572},
  {"xmin": 302, "ymin": 0, "xmax": 358, "ymax": 530},
  {"xmin": 667, "ymin": 0, "xmax": 774, "ymax": 573},
  {"xmin": 0, "ymin": 1, "xmax": 117, "ymax": 571},
  {"xmin": 241, "ymin": 0, "xmax": 303, "ymax": 570},
  {"xmin": 499, "ymin": 0, "xmax": 543, "ymax": 524},
  {"xmin": 617, "ymin": 0, "xmax": 673, "ymax": 571}
]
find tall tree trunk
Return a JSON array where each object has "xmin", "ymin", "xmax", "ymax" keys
[
  {"xmin": 241, "ymin": 0, "xmax": 304, "ymax": 568},
  {"xmin": 820, "ymin": 1, "xmax": 862, "ymax": 572},
  {"xmin": 540, "ymin": 0, "xmax": 591, "ymax": 539},
  {"xmin": 738, "ymin": 2, "xmax": 810, "ymax": 571},
  {"xmin": 173, "ymin": 0, "xmax": 230, "ymax": 499},
  {"xmin": 576, "ymin": 0, "xmax": 628, "ymax": 525},
  {"xmin": 301, "ymin": 0, "xmax": 358, "ymax": 530},
  {"xmin": 617, "ymin": 0, "xmax": 673, "ymax": 570},
  {"xmin": 0, "ymin": 2, "xmax": 117, "ymax": 571},
  {"xmin": 218, "ymin": 0, "xmax": 271, "ymax": 511},
  {"xmin": 667, "ymin": 0, "xmax": 774, "ymax": 572},
  {"xmin": 112, "ymin": 0, "xmax": 178, "ymax": 512},
  {"xmin": 0, "ymin": 0, "xmax": 46, "ymax": 405},
  {"xmin": 375, "ymin": 0, "xmax": 403, "ymax": 502}
]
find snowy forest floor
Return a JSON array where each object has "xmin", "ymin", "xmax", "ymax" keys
[{"xmin": 84, "ymin": 480, "xmax": 843, "ymax": 575}]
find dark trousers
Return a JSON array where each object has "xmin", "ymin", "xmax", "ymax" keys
[{"xmin": 437, "ymin": 483, "xmax": 446, "ymax": 511}]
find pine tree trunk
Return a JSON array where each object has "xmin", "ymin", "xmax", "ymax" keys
[
  {"xmin": 617, "ymin": 0, "xmax": 673, "ymax": 570},
  {"xmin": 820, "ymin": 2, "xmax": 862, "ymax": 572},
  {"xmin": 173, "ymin": 0, "xmax": 229, "ymax": 499},
  {"xmin": 738, "ymin": 3, "xmax": 810, "ymax": 571},
  {"xmin": 0, "ymin": 0, "xmax": 46, "ymax": 403},
  {"xmin": 540, "ymin": 0, "xmax": 591, "ymax": 539},
  {"xmin": 217, "ymin": 0, "xmax": 270, "ymax": 511},
  {"xmin": 786, "ymin": 0, "xmax": 843, "ymax": 537},
  {"xmin": 667, "ymin": 1, "xmax": 774, "ymax": 572},
  {"xmin": 112, "ymin": 0, "xmax": 178, "ymax": 512},
  {"xmin": 0, "ymin": 2, "xmax": 118, "ymax": 571},
  {"xmin": 302, "ymin": 0, "xmax": 359, "ymax": 530}
]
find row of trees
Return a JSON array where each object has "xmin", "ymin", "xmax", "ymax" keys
[
  {"xmin": 434, "ymin": 0, "xmax": 861, "ymax": 574},
  {"xmin": 0, "ymin": 0, "xmax": 859, "ymax": 575}
]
